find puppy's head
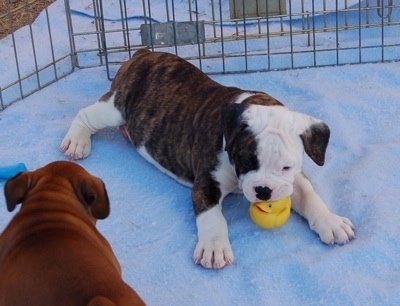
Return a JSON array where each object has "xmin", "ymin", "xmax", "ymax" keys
[
  {"xmin": 4, "ymin": 161, "xmax": 110, "ymax": 221},
  {"xmin": 222, "ymin": 103, "xmax": 330, "ymax": 202}
]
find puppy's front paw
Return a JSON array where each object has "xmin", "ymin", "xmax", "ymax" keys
[
  {"xmin": 194, "ymin": 205, "xmax": 234, "ymax": 269},
  {"xmin": 310, "ymin": 212, "xmax": 356, "ymax": 245},
  {"xmin": 60, "ymin": 128, "xmax": 91, "ymax": 160},
  {"xmin": 193, "ymin": 239, "xmax": 234, "ymax": 269}
]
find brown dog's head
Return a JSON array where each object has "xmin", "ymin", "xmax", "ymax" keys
[{"xmin": 4, "ymin": 161, "xmax": 110, "ymax": 221}]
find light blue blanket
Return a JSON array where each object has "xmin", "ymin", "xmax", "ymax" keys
[{"xmin": 1, "ymin": 0, "xmax": 399, "ymax": 305}]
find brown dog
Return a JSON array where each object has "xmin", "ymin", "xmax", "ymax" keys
[{"xmin": 0, "ymin": 161, "xmax": 145, "ymax": 306}]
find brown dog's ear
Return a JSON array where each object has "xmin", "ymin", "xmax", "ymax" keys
[
  {"xmin": 77, "ymin": 177, "xmax": 110, "ymax": 220},
  {"xmin": 4, "ymin": 172, "xmax": 32, "ymax": 212},
  {"xmin": 221, "ymin": 103, "xmax": 249, "ymax": 152},
  {"xmin": 299, "ymin": 120, "xmax": 330, "ymax": 166}
]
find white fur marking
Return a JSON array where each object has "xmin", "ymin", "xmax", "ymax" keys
[
  {"xmin": 291, "ymin": 173, "xmax": 356, "ymax": 244},
  {"xmin": 212, "ymin": 144, "xmax": 241, "ymax": 197},
  {"xmin": 60, "ymin": 93, "xmax": 125, "ymax": 159},
  {"xmin": 233, "ymin": 92, "xmax": 256, "ymax": 104},
  {"xmin": 239, "ymin": 105, "xmax": 304, "ymax": 202},
  {"xmin": 193, "ymin": 206, "xmax": 234, "ymax": 269}
]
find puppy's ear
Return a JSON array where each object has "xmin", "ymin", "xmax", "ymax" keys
[
  {"xmin": 77, "ymin": 177, "xmax": 110, "ymax": 220},
  {"xmin": 4, "ymin": 172, "xmax": 32, "ymax": 212},
  {"xmin": 221, "ymin": 103, "xmax": 248, "ymax": 152},
  {"xmin": 296, "ymin": 113, "xmax": 330, "ymax": 166}
]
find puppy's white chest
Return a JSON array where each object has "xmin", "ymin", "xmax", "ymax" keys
[{"xmin": 212, "ymin": 149, "xmax": 241, "ymax": 199}]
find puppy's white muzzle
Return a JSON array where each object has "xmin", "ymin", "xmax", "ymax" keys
[{"xmin": 240, "ymin": 177, "xmax": 293, "ymax": 203}]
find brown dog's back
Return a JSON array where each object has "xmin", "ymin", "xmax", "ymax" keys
[{"xmin": 0, "ymin": 161, "xmax": 145, "ymax": 306}]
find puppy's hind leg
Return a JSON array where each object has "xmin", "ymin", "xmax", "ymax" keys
[{"xmin": 61, "ymin": 93, "xmax": 125, "ymax": 160}]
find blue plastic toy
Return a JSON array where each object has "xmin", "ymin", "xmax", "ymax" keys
[{"xmin": 0, "ymin": 163, "xmax": 27, "ymax": 179}]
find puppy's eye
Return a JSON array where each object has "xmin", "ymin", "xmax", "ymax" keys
[
  {"xmin": 282, "ymin": 166, "xmax": 291, "ymax": 171},
  {"xmin": 237, "ymin": 154, "xmax": 258, "ymax": 174}
]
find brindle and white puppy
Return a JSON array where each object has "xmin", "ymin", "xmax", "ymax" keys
[{"xmin": 61, "ymin": 49, "xmax": 355, "ymax": 269}]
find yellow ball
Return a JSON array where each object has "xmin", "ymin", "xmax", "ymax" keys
[{"xmin": 249, "ymin": 197, "xmax": 291, "ymax": 229}]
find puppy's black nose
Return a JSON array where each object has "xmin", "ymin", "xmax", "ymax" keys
[{"xmin": 254, "ymin": 186, "xmax": 272, "ymax": 201}]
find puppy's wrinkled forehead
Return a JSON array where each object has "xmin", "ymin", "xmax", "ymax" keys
[
  {"xmin": 242, "ymin": 105, "xmax": 299, "ymax": 138},
  {"xmin": 240, "ymin": 104, "xmax": 331, "ymax": 167}
]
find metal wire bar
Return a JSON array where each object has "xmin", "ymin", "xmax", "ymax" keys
[
  {"xmin": 1, "ymin": 0, "xmax": 400, "ymax": 110},
  {"xmin": 0, "ymin": 0, "xmax": 75, "ymax": 110},
  {"xmin": 377, "ymin": 0, "xmax": 393, "ymax": 18}
]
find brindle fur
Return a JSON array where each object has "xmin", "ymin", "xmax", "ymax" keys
[{"xmin": 101, "ymin": 49, "xmax": 285, "ymax": 215}]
